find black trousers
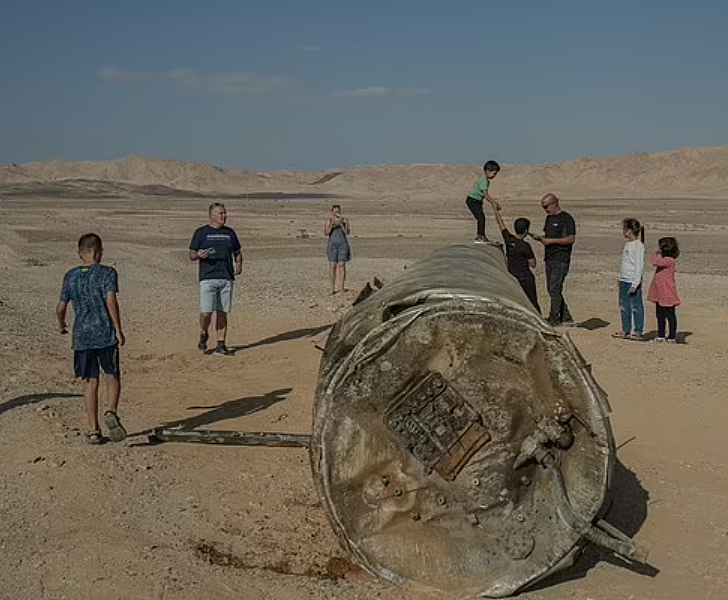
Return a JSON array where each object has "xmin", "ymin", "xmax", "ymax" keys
[
  {"xmin": 545, "ymin": 260, "xmax": 573, "ymax": 324},
  {"xmin": 656, "ymin": 304, "xmax": 677, "ymax": 340},
  {"xmin": 515, "ymin": 272, "xmax": 541, "ymax": 314},
  {"xmin": 465, "ymin": 197, "xmax": 486, "ymax": 237}
]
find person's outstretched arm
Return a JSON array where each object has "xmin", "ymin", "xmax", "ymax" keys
[{"xmin": 490, "ymin": 202, "xmax": 507, "ymax": 230}]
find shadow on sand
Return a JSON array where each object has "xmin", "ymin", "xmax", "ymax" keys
[
  {"xmin": 128, "ymin": 388, "xmax": 292, "ymax": 443},
  {"xmin": 528, "ymin": 459, "xmax": 659, "ymax": 593},
  {"xmin": 642, "ymin": 330, "xmax": 693, "ymax": 344},
  {"xmin": 0, "ymin": 392, "xmax": 82, "ymax": 417},
  {"xmin": 577, "ymin": 317, "xmax": 610, "ymax": 331},
  {"xmin": 230, "ymin": 325, "xmax": 331, "ymax": 353}
]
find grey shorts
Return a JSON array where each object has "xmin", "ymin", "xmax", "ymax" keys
[
  {"xmin": 200, "ymin": 279, "xmax": 233, "ymax": 313},
  {"xmin": 327, "ymin": 241, "xmax": 351, "ymax": 263}
]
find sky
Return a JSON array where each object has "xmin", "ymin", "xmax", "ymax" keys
[{"xmin": 1, "ymin": 0, "xmax": 727, "ymax": 170}]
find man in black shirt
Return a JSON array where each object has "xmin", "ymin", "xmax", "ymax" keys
[
  {"xmin": 189, "ymin": 203, "xmax": 243, "ymax": 355},
  {"xmin": 490, "ymin": 203, "xmax": 541, "ymax": 313},
  {"xmin": 531, "ymin": 194, "xmax": 576, "ymax": 326}
]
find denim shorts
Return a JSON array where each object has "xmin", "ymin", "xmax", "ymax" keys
[
  {"xmin": 327, "ymin": 241, "xmax": 351, "ymax": 263},
  {"xmin": 200, "ymin": 279, "xmax": 233, "ymax": 313}
]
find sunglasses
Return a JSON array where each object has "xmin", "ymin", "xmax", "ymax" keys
[{"xmin": 542, "ymin": 202, "xmax": 555, "ymax": 210}]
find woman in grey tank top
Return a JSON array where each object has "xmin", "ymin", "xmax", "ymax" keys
[{"xmin": 324, "ymin": 204, "xmax": 351, "ymax": 294}]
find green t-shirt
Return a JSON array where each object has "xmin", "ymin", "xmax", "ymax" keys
[{"xmin": 468, "ymin": 176, "xmax": 490, "ymax": 201}]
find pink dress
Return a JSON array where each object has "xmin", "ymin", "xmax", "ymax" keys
[{"xmin": 647, "ymin": 251, "xmax": 681, "ymax": 307}]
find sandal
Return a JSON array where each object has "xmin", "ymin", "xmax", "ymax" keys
[
  {"xmin": 86, "ymin": 429, "xmax": 102, "ymax": 445},
  {"xmin": 103, "ymin": 411, "xmax": 127, "ymax": 442}
]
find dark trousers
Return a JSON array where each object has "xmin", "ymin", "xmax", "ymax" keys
[
  {"xmin": 465, "ymin": 197, "xmax": 486, "ymax": 237},
  {"xmin": 516, "ymin": 273, "xmax": 541, "ymax": 314},
  {"xmin": 656, "ymin": 304, "xmax": 677, "ymax": 340},
  {"xmin": 545, "ymin": 260, "xmax": 573, "ymax": 324}
]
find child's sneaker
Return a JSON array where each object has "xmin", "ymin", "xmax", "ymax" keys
[
  {"xmin": 103, "ymin": 411, "xmax": 127, "ymax": 442},
  {"xmin": 86, "ymin": 429, "xmax": 103, "ymax": 445}
]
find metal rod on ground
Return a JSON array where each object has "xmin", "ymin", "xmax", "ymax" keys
[{"xmin": 149, "ymin": 428, "xmax": 311, "ymax": 448}]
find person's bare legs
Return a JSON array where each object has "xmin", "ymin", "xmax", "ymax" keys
[
  {"xmin": 83, "ymin": 377, "xmax": 100, "ymax": 431},
  {"xmin": 215, "ymin": 311, "xmax": 228, "ymax": 345},
  {"xmin": 199, "ymin": 312, "xmax": 212, "ymax": 335},
  {"xmin": 329, "ymin": 262, "xmax": 337, "ymax": 294},
  {"xmin": 105, "ymin": 375, "xmax": 121, "ymax": 414},
  {"xmin": 336, "ymin": 262, "xmax": 347, "ymax": 293},
  {"xmin": 198, "ymin": 312, "xmax": 212, "ymax": 350}
]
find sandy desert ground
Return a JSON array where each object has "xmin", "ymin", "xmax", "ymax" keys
[{"xmin": 1, "ymin": 151, "xmax": 727, "ymax": 600}]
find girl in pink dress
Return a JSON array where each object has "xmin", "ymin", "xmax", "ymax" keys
[{"xmin": 647, "ymin": 237, "xmax": 681, "ymax": 343}]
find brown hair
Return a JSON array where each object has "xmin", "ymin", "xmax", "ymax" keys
[
  {"xmin": 659, "ymin": 236, "xmax": 680, "ymax": 259},
  {"xmin": 78, "ymin": 233, "xmax": 102, "ymax": 254},
  {"xmin": 622, "ymin": 218, "xmax": 645, "ymax": 243}
]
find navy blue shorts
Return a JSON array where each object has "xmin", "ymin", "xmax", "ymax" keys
[{"xmin": 74, "ymin": 345, "xmax": 120, "ymax": 379}]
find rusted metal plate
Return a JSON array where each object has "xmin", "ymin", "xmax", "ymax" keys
[
  {"xmin": 311, "ymin": 245, "xmax": 638, "ymax": 598},
  {"xmin": 385, "ymin": 372, "xmax": 491, "ymax": 481}
]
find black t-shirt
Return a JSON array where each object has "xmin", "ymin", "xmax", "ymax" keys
[
  {"xmin": 189, "ymin": 225, "xmax": 242, "ymax": 281},
  {"xmin": 501, "ymin": 228, "xmax": 535, "ymax": 281},
  {"xmin": 543, "ymin": 211, "xmax": 576, "ymax": 263}
]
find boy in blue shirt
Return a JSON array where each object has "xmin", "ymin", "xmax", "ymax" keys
[{"xmin": 56, "ymin": 233, "xmax": 127, "ymax": 444}]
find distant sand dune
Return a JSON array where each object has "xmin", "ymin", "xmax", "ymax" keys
[{"xmin": 2, "ymin": 145, "xmax": 728, "ymax": 198}]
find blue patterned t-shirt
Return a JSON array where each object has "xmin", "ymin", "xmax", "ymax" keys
[{"xmin": 59, "ymin": 264, "xmax": 119, "ymax": 351}]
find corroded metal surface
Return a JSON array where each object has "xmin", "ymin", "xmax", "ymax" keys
[{"xmin": 311, "ymin": 244, "xmax": 640, "ymax": 597}]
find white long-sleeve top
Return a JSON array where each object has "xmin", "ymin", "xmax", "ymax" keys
[{"xmin": 619, "ymin": 240, "xmax": 645, "ymax": 285}]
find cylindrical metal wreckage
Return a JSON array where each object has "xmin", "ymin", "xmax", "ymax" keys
[{"xmin": 311, "ymin": 244, "xmax": 643, "ymax": 598}]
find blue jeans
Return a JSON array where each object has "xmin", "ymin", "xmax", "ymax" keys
[{"xmin": 619, "ymin": 281, "xmax": 644, "ymax": 335}]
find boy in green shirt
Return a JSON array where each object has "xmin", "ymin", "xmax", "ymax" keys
[{"xmin": 466, "ymin": 160, "xmax": 501, "ymax": 243}]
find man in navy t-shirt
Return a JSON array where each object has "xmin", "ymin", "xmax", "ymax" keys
[{"xmin": 189, "ymin": 203, "xmax": 243, "ymax": 355}]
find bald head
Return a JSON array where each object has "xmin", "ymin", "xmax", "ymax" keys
[{"xmin": 541, "ymin": 193, "xmax": 561, "ymax": 215}]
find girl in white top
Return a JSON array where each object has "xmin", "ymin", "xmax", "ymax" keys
[{"xmin": 613, "ymin": 218, "xmax": 645, "ymax": 340}]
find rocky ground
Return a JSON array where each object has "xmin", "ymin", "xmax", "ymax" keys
[{"xmin": 1, "ymin": 189, "xmax": 727, "ymax": 600}]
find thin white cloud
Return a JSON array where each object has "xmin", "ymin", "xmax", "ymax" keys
[
  {"xmin": 333, "ymin": 86, "xmax": 391, "ymax": 98},
  {"xmin": 332, "ymin": 86, "xmax": 431, "ymax": 99},
  {"xmin": 98, "ymin": 66, "xmax": 150, "ymax": 83},
  {"xmin": 98, "ymin": 66, "xmax": 292, "ymax": 95},
  {"xmin": 297, "ymin": 45, "xmax": 324, "ymax": 53}
]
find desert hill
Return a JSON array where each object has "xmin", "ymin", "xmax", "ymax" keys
[{"xmin": 2, "ymin": 145, "xmax": 728, "ymax": 199}]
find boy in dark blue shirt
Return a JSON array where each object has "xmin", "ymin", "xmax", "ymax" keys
[
  {"xmin": 489, "ymin": 203, "xmax": 541, "ymax": 313},
  {"xmin": 56, "ymin": 233, "xmax": 127, "ymax": 444}
]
